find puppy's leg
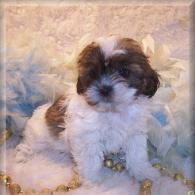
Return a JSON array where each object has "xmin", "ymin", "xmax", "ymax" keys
[
  {"xmin": 15, "ymin": 141, "xmax": 34, "ymax": 163},
  {"xmin": 15, "ymin": 104, "xmax": 52, "ymax": 163},
  {"xmin": 125, "ymin": 133, "xmax": 160, "ymax": 181},
  {"xmin": 70, "ymin": 135, "xmax": 104, "ymax": 184},
  {"xmin": 15, "ymin": 136, "xmax": 68, "ymax": 163},
  {"xmin": 15, "ymin": 137, "xmax": 52, "ymax": 163}
]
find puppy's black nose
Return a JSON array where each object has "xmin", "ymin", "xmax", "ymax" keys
[{"xmin": 99, "ymin": 85, "xmax": 113, "ymax": 97}]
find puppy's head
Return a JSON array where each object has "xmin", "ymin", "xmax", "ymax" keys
[{"xmin": 76, "ymin": 36, "xmax": 159, "ymax": 112}]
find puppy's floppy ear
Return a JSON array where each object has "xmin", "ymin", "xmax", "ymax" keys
[
  {"xmin": 76, "ymin": 42, "xmax": 104, "ymax": 94},
  {"xmin": 118, "ymin": 37, "xmax": 160, "ymax": 97},
  {"xmin": 139, "ymin": 67, "xmax": 160, "ymax": 97}
]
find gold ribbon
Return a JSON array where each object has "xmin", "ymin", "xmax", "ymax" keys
[{"xmin": 0, "ymin": 171, "xmax": 80, "ymax": 194}]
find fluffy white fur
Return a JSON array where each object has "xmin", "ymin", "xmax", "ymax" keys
[
  {"xmin": 15, "ymin": 37, "xmax": 160, "ymax": 185},
  {"xmin": 96, "ymin": 36, "xmax": 126, "ymax": 60},
  {"xmin": 15, "ymin": 85, "xmax": 159, "ymax": 183}
]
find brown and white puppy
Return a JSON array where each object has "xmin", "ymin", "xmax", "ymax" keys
[{"xmin": 15, "ymin": 36, "xmax": 160, "ymax": 184}]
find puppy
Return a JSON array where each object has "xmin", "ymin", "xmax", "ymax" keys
[{"xmin": 15, "ymin": 36, "xmax": 160, "ymax": 184}]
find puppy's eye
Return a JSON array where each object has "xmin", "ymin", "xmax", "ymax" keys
[{"xmin": 118, "ymin": 67, "xmax": 130, "ymax": 78}]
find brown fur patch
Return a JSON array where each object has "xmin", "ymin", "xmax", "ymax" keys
[
  {"xmin": 77, "ymin": 42, "xmax": 105, "ymax": 94},
  {"xmin": 118, "ymin": 38, "xmax": 143, "ymax": 54},
  {"xmin": 45, "ymin": 96, "xmax": 67, "ymax": 137}
]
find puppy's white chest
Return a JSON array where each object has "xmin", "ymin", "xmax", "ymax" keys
[
  {"xmin": 99, "ymin": 112, "xmax": 130, "ymax": 153},
  {"xmin": 67, "ymin": 97, "xmax": 145, "ymax": 154}
]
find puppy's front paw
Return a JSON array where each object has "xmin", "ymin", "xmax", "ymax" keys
[{"xmin": 15, "ymin": 143, "xmax": 33, "ymax": 163}]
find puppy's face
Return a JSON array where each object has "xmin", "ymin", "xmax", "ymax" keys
[{"xmin": 76, "ymin": 36, "xmax": 159, "ymax": 112}]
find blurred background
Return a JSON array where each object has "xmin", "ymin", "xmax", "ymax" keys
[{"xmin": 5, "ymin": 3, "xmax": 189, "ymax": 59}]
